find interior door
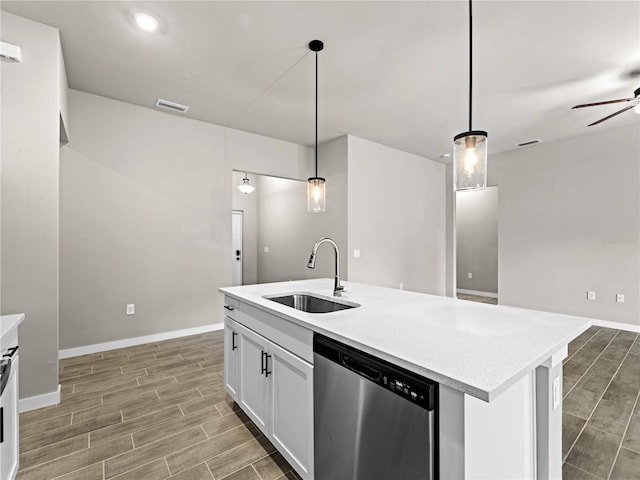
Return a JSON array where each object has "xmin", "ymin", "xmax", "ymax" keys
[{"xmin": 232, "ymin": 210, "xmax": 243, "ymax": 286}]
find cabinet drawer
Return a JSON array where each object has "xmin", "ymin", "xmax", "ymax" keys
[
  {"xmin": 235, "ymin": 301, "xmax": 313, "ymax": 364},
  {"xmin": 223, "ymin": 296, "xmax": 239, "ymax": 320}
]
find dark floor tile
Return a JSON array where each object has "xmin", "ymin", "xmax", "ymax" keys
[
  {"xmin": 587, "ymin": 399, "xmax": 633, "ymax": 438},
  {"xmin": 19, "ymin": 434, "xmax": 89, "ymax": 470},
  {"xmin": 563, "ymin": 413, "xmax": 586, "ymax": 457},
  {"xmin": 590, "ymin": 356, "xmax": 624, "ymax": 376},
  {"xmin": 565, "ymin": 426, "xmax": 622, "ymax": 479},
  {"xmin": 564, "ymin": 349, "xmax": 600, "ymax": 380},
  {"xmin": 563, "ymin": 376, "xmax": 578, "ymax": 398},
  {"xmin": 562, "ymin": 463, "xmax": 601, "ymax": 480},
  {"xmin": 603, "ymin": 368, "xmax": 640, "ymax": 407},
  {"xmin": 575, "ymin": 369, "xmax": 615, "ymax": 396},
  {"xmin": 564, "ymin": 387, "xmax": 601, "ymax": 420},
  {"xmin": 90, "ymin": 405, "xmax": 183, "ymax": 445},
  {"xmin": 610, "ymin": 447, "xmax": 640, "ymax": 480},
  {"xmin": 622, "ymin": 414, "xmax": 640, "ymax": 453}
]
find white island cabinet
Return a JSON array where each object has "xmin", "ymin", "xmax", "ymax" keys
[
  {"xmin": 222, "ymin": 298, "xmax": 314, "ymax": 479},
  {"xmin": 1, "ymin": 313, "xmax": 25, "ymax": 480},
  {"xmin": 221, "ymin": 279, "xmax": 591, "ymax": 480}
]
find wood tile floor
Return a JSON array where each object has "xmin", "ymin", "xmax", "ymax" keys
[
  {"xmin": 17, "ymin": 330, "xmax": 299, "ymax": 480},
  {"xmin": 17, "ymin": 324, "xmax": 640, "ymax": 480}
]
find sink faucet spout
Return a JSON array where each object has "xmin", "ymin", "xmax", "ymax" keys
[{"xmin": 307, "ymin": 237, "xmax": 344, "ymax": 296}]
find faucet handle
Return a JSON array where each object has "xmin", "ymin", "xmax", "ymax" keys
[{"xmin": 334, "ymin": 285, "xmax": 346, "ymax": 297}]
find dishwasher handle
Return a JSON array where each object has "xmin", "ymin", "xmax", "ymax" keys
[{"xmin": 340, "ymin": 354, "xmax": 381, "ymax": 382}]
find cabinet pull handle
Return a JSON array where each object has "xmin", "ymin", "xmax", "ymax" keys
[
  {"xmin": 232, "ymin": 331, "xmax": 237, "ymax": 351},
  {"xmin": 224, "ymin": 305, "xmax": 235, "ymax": 311},
  {"xmin": 1, "ymin": 406, "xmax": 3, "ymax": 443},
  {"xmin": 0, "ymin": 360, "xmax": 10, "ymax": 396},
  {"xmin": 2, "ymin": 346, "xmax": 18, "ymax": 358},
  {"xmin": 261, "ymin": 351, "xmax": 267, "ymax": 374},
  {"xmin": 265, "ymin": 354, "xmax": 272, "ymax": 377}
]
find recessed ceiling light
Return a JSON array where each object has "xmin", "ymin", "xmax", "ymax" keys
[{"xmin": 135, "ymin": 12, "xmax": 159, "ymax": 32}]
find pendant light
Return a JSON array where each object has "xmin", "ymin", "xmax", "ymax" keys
[
  {"xmin": 307, "ymin": 40, "xmax": 326, "ymax": 213},
  {"xmin": 237, "ymin": 172, "xmax": 255, "ymax": 195},
  {"xmin": 453, "ymin": 0, "xmax": 488, "ymax": 191}
]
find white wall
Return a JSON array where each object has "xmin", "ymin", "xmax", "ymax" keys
[
  {"xmin": 347, "ymin": 136, "xmax": 446, "ymax": 295},
  {"xmin": 489, "ymin": 124, "xmax": 639, "ymax": 327},
  {"xmin": 232, "ymin": 171, "xmax": 258, "ymax": 285},
  {"xmin": 60, "ymin": 90, "xmax": 314, "ymax": 349},
  {"xmin": 456, "ymin": 186, "xmax": 499, "ymax": 294},
  {"xmin": 257, "ymin": 136, "xmax": 348, "ymax": 285},
  {"xmin": 1, "ymin": 13, "xmax": 63, "ymax": 398}
]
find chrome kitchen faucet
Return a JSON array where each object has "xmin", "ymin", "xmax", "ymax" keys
[{"xmin": 307, "ymin": 237, "xmax": 345, "ymax": 297}]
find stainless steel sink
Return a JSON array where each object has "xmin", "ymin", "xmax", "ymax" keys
[{"xmin": 264, "ymin": 293, "xmax": 360, "ymax": 314}]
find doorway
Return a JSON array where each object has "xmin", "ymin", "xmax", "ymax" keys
[
  {"xmin": 232, "ymin": 210, "xmax": 243, "ymax": 286},
  {"xmin": 455, "ymin": 186, "xmax": 499, "ymax": 304}
]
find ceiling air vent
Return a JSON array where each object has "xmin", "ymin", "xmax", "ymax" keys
[
  {"xmin": 516, "ymin": 139, "xmax": 541, "ymax": 148},
  {"xmin": 155, "ymin": 99, "xmax": 189, "ymax": 113}
]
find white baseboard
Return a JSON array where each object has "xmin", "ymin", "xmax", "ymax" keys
[
  {"xmin": 457, "ymin": 289, "xmax": 499, "ymax": 299},
  {"xmin": 59, "ymin": 323, "xmax": 224, "ymax": 359},
  {"xmin": 592, "ymin": 318, "xmax": 640, "ymax": 333},
  {"xmin": 19, "ymin": 384, "xmax": 61, "ymax": 412}
]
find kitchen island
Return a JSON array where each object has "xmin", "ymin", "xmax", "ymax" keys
[{"xmin": 220, "ymin": 279, "xmax": 590, "ymax": 479}]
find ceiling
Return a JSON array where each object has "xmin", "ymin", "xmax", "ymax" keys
[{"xmin": 2, "ymin": 1, "xmax": 639, "ymax": 161}]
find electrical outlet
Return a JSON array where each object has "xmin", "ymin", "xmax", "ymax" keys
[
  {"xmin": 399, "ymin": 283, "xmax": 404, "ymax": 290},
  {"xmin": 468, "ymin": 272, "xmax": 473, "ymax": 279},
  {"xmin": 616, "ymin": 294, "xmax": 625, "ymax": 303},
  {"xmin": 552, "ymin": 376, "xmax": 561, "ymax": 410},
  {"xmin": 263, "ymin": 246, "xmax": 269, "ymax": 253},
  {"xmin": 126, "ymin": 304, "xmax": 135, "ymax": 315},
  {"xmin": 587, "ymin": 291, "xmax": 596, "ymax": 301},
  {"xmin": 353, "ymin": 249, "xmax": 361, "ymax": 258}
]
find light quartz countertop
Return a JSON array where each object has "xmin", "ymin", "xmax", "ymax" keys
[
  {"xmin": 220, "ymin": 279, "xmax": 591, "ymax": 402},
  {"xmin": 0, "ymin": 313, "xmax": 24, "ymax": 342}
]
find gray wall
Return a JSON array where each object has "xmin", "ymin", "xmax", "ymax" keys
[
  {"xmin": 232, "ymin": 171, "xmax": 258, "ymax": 285},
  {"xmin": 1, "ymin": 13, "xmax": 62, "ymax": 398},
  {"xmin": 456, "ymin": 186, "xmax": 499, "ymax": 294},
  {"xmin": 60, "ymin": 90, "xmax": 313, "ymax": 349},
  {"xmin": 490, "ymin": 124, "xmax": 639, "ymax": 327},
  {"xmin": 257, "ymin": 136, "xmax": 348, "ymax": 285},
  {"xmin": 347, "ymin": 136, "xmax": 446, "ymax": 295}
]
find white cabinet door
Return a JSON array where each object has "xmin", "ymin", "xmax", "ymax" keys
[
  {"xmin": 270, "ymin": 342, "xmax": 314, "ymax": 479},
  {"xmin": 1, "ymin": 356, "xmax": 19, "ymax": 480},
  {"xmin": 238, "ymin": 325, "xmax": 270, "ymax": 432},
  {"xmin": 224, "ymin": 317, "xmax": 240, "ymax": 400}
]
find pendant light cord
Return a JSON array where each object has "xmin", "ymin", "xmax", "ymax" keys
[
  {"xmin": 468, "ymin": 0, "xmax": 473, "ymax": 132},
  {"xmin": 315, "ymin": 50, "xmax": 319, "ymax": 178}
]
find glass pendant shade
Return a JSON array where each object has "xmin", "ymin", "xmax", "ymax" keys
[
  {"xmin": 453, "ymin": 131, "xmax": 487, "ymax": 191},
  {"xmin": 237, "ymin": 177, "xmax": 255, "ymax": 195},
  {"xmin": 307, "ymin": 177, "xmax": 326, "ymax": 213}
]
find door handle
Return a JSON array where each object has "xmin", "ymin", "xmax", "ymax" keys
[
  {"xmin": 265, "ymin": 354, "xmax": 272, "ymax": 377},
  {"xmin": 236, "ymin": 250, "xmax": 241, "ymax": 256},
  {"xmin": 232, "ymin": 331, "xmax": 237, "ymax": 351},
  {"xmin": 2, "ymin": 346, "xmax": 18, "ymax": 358}
]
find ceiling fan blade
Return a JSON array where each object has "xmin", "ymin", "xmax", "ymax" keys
[
  {"xmin": 572, "ymin": 97, "xmax": 637, "ymax": 109},
  {"xmin": 587, "ymin": 103, "xmax": 637, "ymax": 126}
]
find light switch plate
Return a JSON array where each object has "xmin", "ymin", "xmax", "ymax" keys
[
  {"xmin": 126, "ymin": 304, "xmax": 135, "ymax": 316},
  {"xmin": 616, "ymin": 294, "xmax": 624, "ymax": 303},
  {"xmin": 587, "ymin": 291, "xmax": 596, "ymax": 301},
  {"xmin": 263, "ymin": 246, "xmax": 269, "ymax": 253},
  {"xmin": 552, "ymin": 376, "xmax": 561, "ymax": 410},
  {"xmin": 353, "ymin": 249, "xmax": 361, "ymax": 258}
]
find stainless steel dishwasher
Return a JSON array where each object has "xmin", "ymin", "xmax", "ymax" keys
[{"xmin": 314, "ymin": 334, "xmax": 438, "ymax": 480}]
